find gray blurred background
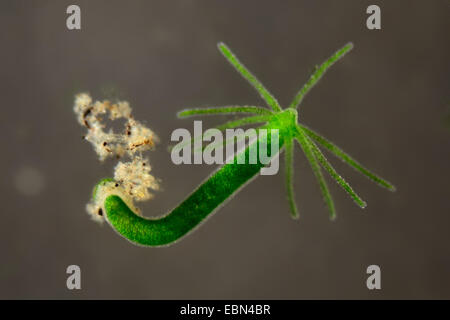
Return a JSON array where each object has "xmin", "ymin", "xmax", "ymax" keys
[{"xmin": 0, "ymin": 0, "xmax": 449, "ymax": 299}]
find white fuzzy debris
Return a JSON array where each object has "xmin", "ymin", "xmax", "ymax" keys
[
  {"xmin": 114, "ymin": 156, "xmax": 159, "ymax": 202},
  {"xmin": 74, "ymin": 93, "xmax": 159, "ymax": 222}
]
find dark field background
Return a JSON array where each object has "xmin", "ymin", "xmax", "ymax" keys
[{"xmin": 0, "ymin": 0, "xmax": 449, "ymax": 299}]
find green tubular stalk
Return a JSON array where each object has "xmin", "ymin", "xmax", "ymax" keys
[{"xmin": 103, "ymin": 110, "xmax": 295, "ymax": 246}]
